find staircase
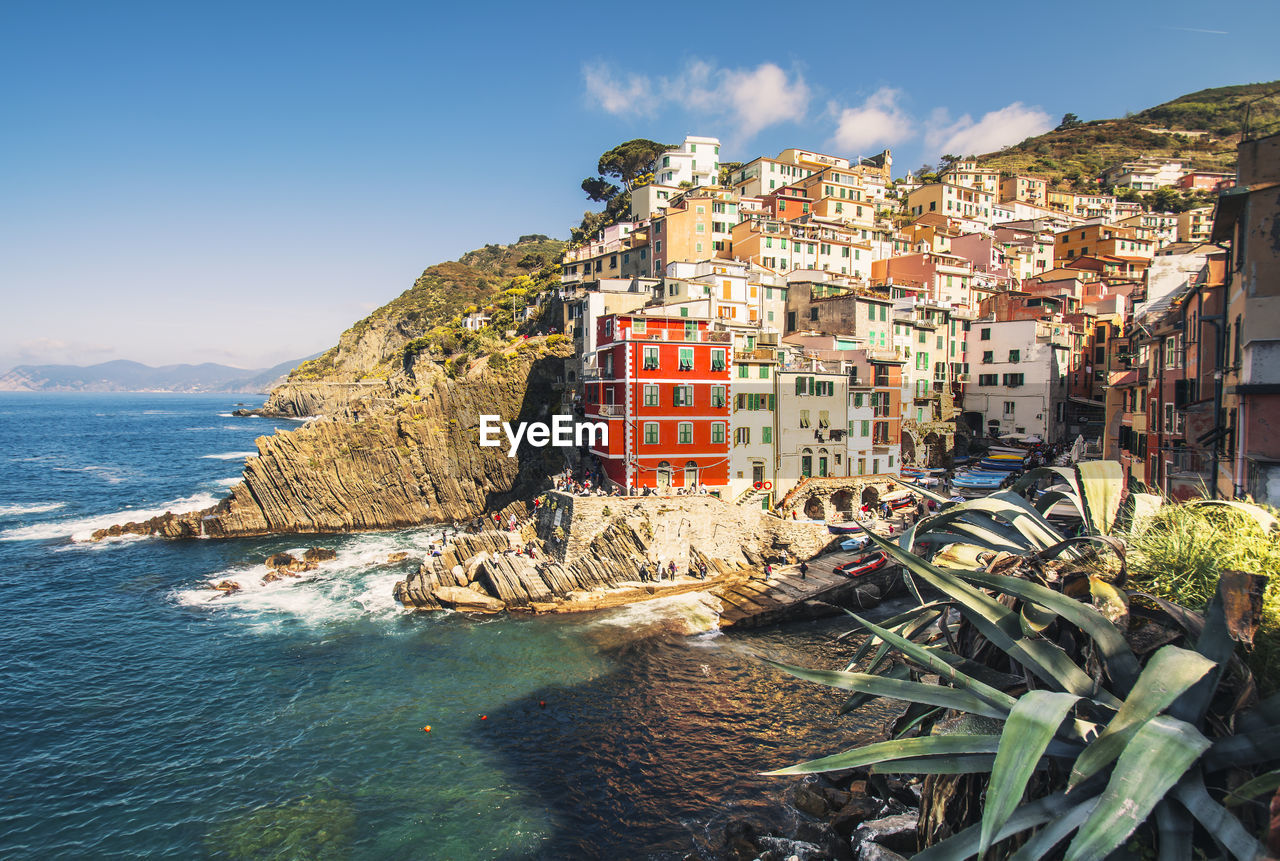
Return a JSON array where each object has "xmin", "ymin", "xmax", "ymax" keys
[{"xmin": 736, "ymin": 485, "xmax": 768, "ymax": 507}]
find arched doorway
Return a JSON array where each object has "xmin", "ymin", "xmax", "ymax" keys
[
  {"xmin": 801, "ymin": 447, "xmax": 813, "ymax": 478},
  {"xmin": 657, "ymin": 461, "xmax": 672, "ymax": 492},
  {"xmin": 961, "ymin": 411, "xmax": 983, "ymax": 436},
  {"xmin": 861, "ymin": 485, "xmax": 880, "ymax": 506},
  {"xmin": 684, "ymin": 460, "xmax": 699, "ymax": 488},
  {"xmin": 817, "ymin": 447, "xmax": 830, "ymax": 477},
  {"xmin": 804, "ymin": 495, "xmax": 825, "ymax": 520}
]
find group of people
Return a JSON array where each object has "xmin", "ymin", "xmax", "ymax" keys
[{"xmin": 636, "ymin": 559, "xmax": 710, "ymax": 582}]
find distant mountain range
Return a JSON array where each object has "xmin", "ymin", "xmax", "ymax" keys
[{"xmin": 0, "ymin": 357, "xmax": 314, "ymax": 393}]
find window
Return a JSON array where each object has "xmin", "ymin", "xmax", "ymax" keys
[
  {"xmin": 735, "ymin": 427, "xmax": 751, "ymax": 445},
  {"xmin": 761, "ymin": 426, "xmax": 772, "ymax": 444},
  {"xmin": 978, "ymin": 373, "xmax": 998, "ymax": 386},
  {"xmin": 643, "ymin": 384, "xmax": 658, "ymax": 406},
  {"xmin": 678, "ymin": 422, "xmax": 693, "ymax": 444},
  {"xmin": 642, "ymin": 346, "xmax": 659, "ymax": 370},
  {"xmin": 799, "ymin": 410, "xmax": 811, "ymax": 428},
  {"xmin": 981, "ymin": 327, "xmax": 991, "ymax": 341},
  {"xmin": 710, "ymin": 385, "xmax": 726, "ymax": 408},
  {"xmin": 861, "ymin": 420, "xmax": 870, "ymax": 437},
  {"xmin": 795, "ymin": 376, "xmax": 812, "ymax": 396},
  {"xmin": 631, "ymin": 318, "xmax": 647, "ymax": 334},
  {"xmin": 643, "ymin": 422, "xmax": 659, "ymax": 444},
  {"xmin": 711, "ymin": 422, "xmax": 725, "ymax": 444},
  {"xmin": 673, "ymin": 385, "xmax": 693, "ymax": 407},
  {"xmin": 818, "ymin": 410, "xmax": 830, "ymax": 428},
  {"xmin": 815, "ymin": 380, "xmax": 834, "ymax": 397},
  {"xmin": 737, "ymin": 364, "xmax": 749, "ymax": 379},
  {"xmin": 1004, "ymin": 401, "xmax": 1016, "ymax": 416},
  {"xmin": 853, "ymin": 393, "xmax": 864, "ymax": 408},
  {"xmin": 711, "ymin": 349, "xmax": 726, "ymax": 371},
  {"xmin": 678, "ymin": 347, "xmax": 694, "ymax": 371},
  {"xmin": 1009, "ymin": 349, "xmax": 1021, "ymax": 363},
  {"xmin": 758, "ymin": 365, "xmax": 769, "ymax": 379},
  {"xmin": 1003, "ymin": 373, "xmax": 1025, "ymax": 387}
]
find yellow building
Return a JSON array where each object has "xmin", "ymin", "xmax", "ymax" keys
[
  {"xmin": 905, "ymin": 182, "xmax": 996, "ymax": 226},
  {"xmin": 1177, "ymin": 206, "xmax": 1214, "ymax": 243},
  {"xmin": 1054, "ymin": 223, "xmax": 1153, "ymax": 263},
  {"xmin": 999, "ymin": 175, "xmax": 1048, "ymax": 207}
]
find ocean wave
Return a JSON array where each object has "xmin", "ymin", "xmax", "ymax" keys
[
  {"xmin": 172, "ymin": 528, "xmax": 445, "ymax": 626},
  {"xmin": 583, "ymin": 592, "xmax": 723, "ymax": 641},
  {"xmin": 0, "ymin": 492, "xmax": 222, "ymax": 543},
  {"xmin": 200, "ymin": 452, "xmax": 258, "ymax": 460},
  {"xmin": 0, "ymin": 502, "xmax": 66, "ymax": 516},
  {"xmin": 210, "ymin": 477, "xmax": 241, "ymax": 487}
]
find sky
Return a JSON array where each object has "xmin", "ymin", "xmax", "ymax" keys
[{"xmin": 2, "ymin": 0, "xmax": 1277, "ymax": 371}]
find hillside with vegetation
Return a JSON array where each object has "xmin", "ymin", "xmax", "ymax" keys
[
  {"xmin": 972, "ymin": 80, "xmax": 1280, "ymax": 189},
  {"xmin": 288, "ymin": 235, "xmax": 565, "ymax": 383}
]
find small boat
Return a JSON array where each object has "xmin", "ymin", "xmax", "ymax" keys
[
  {"xmin": 839, "ymin": 534, "xmax": 871, "ymax": 552},
  {"xmin": 835, "ymin": 551, "xmax": 889, "ymax": 578},
  {"xmin": 827, "ymin": 522, "xmax": 864, "ymax": 535}
]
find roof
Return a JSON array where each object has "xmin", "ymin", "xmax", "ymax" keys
[{"xmin": 1206, "ymin": 182, "xmax": 1280, "ymax": 243}]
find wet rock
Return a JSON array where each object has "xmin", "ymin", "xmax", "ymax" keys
[
  {"xmin": 385, "ymin": 551, "xmax": 408, "ymax": 563},
  {"xmin": 830, "ymin": 796, "xmax": 883, "ymax": 837},
  {"xmin": 303, "ymin": 547, "xmax": 337, "ymax": 562},
  {"xmin": 720, "ymin": 818, "xmax": 761, "ymax": 860},
  {"xmin": 265, "ymin": 552, "xmax": 298, "ymax": 570},
  {"xmin": 855, "ymin": 843, "xmax": 908, "ymax": 861},
  {"xmin": 791, "ymin": 782, "xmax": 830, "ymax": 818},
  {"xmin": 852, "ymin": 813, "xmax": 919, "ymax": 855},
  {"xmin": 212, "ymin": 580, "xmax": 241, "ymax": 595},
  {"xmin": 755, "ymin": 835, "xmax": 824, "ymax": 861}
]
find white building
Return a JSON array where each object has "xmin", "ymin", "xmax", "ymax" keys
[
  {"xmin": 653, "ymin": 135, "xmax": 722, "ymax": 188},
  {"xmin": 963, "ymin": 319, "xmax": 1071, "ymax": 441}
]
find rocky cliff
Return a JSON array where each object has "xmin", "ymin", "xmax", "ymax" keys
[
  {"xmin": 94, "ymin": 236, "xmax": 574, "ymax": 540},
  {"xmin": 94, "ymin": 339, "xmax": 573, "ymax": 539}
]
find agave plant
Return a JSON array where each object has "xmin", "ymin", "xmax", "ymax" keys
[{"xmin": 765, "ymin": 461, "xmax": 1278, "ymax": 859}]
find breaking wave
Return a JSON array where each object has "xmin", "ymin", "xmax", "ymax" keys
[{"xmin": 0, "ymin": 492, "xmax": 222, "ymax": 543}]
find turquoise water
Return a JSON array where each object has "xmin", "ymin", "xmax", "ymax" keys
[{"xmin": 0, "ymin": 394, "xmax": 894, "ymax": 858}]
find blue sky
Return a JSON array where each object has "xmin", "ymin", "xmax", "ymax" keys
[{"xmin": 2, "ymin": 0, "xmax": 1276, "ymax": 370}]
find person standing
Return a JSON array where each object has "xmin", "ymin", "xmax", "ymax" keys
[{"xmin": 799, "ymin": 561, "xmax": 808, "ymax": 580}]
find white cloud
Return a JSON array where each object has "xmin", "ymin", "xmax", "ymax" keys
[
  {"xmin": 582, "ymin": 61, "xmax": 656, "ymax": 116},
  {"xmin": 925, "ymin": 102, "xmax": 1052, "ymax": 158},
  {"xmin": 582, "ymin": 60, "xmax": 809, "ymax": 140},
  {"xmin": 828, "ymin": 88, "xmax": 914, "ymax": 154}
]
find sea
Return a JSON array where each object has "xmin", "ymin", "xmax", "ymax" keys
[{"xmin": 0, "ymin": 393, "xmax": 898, "ymax": 859}]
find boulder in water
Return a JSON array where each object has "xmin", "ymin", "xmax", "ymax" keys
[
  {"xmin": 303, "ymin": 547, "xmax": 337, "ymax": 563},
  {"xmin": 433, "ymin": 585, "xmax": 505, "ymax": 613}
]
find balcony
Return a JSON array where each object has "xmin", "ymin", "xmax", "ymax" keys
[
  {"xmin": 867, "ymin": 347, "xmax": 904, "ymax": 363},
  {"xmin": 591, "ymin": 404, "xmax": 624, "ymax": 417},
  {"xmin": 735, "ymin": 348, "xmax": 777, "ymax": 361}
]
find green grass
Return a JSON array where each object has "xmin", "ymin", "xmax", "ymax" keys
[{"xmin": 1127, "ymin": 502, "xmax": 1280, "ymax": 693}]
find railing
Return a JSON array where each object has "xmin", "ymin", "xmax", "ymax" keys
[
  {"xmin": 867, "ymin": 348, "xmax": 903, "ymax": 362},
  {"xmin": 735, "ymin": 348, "xmax": 777, "ymax": 361},
  {"xmin": 590, "ymin": 404, "xmax": 624, "ymax": 417}
]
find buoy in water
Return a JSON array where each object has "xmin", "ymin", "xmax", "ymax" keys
[
  {"xmin": 539, "ymin": 700, "xmax": 546, "ymax": 708},
  {"xmin": 480, "ymin": 715, "xmax": 488, "ymax": 721},
  {"xmin": 422, "ymin": 726, "xmax": 431, "ymax": 732}
]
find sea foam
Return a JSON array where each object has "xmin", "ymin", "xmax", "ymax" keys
[
  {"xmin": 200, "ymin": 452, "xmax": 258, "ymax": 460},
  {"xmin": 0, "ymin": 492, "xmax": 222, "ymax": 543},
  {"xmin": 0, "ymin": 502, "xmax": 66, "ymax": 517}
]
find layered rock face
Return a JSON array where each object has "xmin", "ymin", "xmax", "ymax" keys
[
  {"xmin": 93, "ymin": 341, "xmax": 573, "ymax": 540},
  {"xmin": 392, "ymin": 493, "xmax": 836, "ymax": 613}
]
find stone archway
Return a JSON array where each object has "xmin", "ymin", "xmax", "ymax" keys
[
  {"xmin": 923, "ymin": 432, "xmax": 942, "ymax": 468},
  {"xmin": 832, "ymin": 489, "xmax": 854, "ymax": 517},
  {"xmin": 861, "ymin": 485, "xmax": 880, "ymax": 506},
  {"xmin": 901, "ymin": 430, "xmax": 918, "ymax": 466},
  {"xmin": 804, "ymin": 495, "xmax": 826, "ymax": 520}
]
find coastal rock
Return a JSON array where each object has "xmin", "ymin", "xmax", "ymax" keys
[
  {"xmin": 91, "ymin": 339, "xmax": 574, "ymax": 541},
  {"xmin": 212, "ymin": 580, "xmax": 241, "ymax": 595},
  {"xmin": 265, "ymin": 552, "xmax": 298, "ymax": 569},
  {"xmin": 303, "ymin": 547, "xmax": 337, "ymax": 562},
  {"xmin": 852, "ymin": 813, "xmax": 919, "ymax": 856},
  {"xmin": 754, "ymin": 835, "xmax": 824, "ymax": 861},
  {"xmin": 432, "ymin": 585, "xmax": 505, "ymax": 613},
  {"xmin": 854, "ymin": 844, "xmax": 908, "ymax": 861},
  {"xmin": 385, "ymin": 551, "xmax": 409, "ymax": 563}
]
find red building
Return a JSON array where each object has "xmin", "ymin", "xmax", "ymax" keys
[{"xmin": 584, "ymin": 313, "xmax": 731, "ymax": 492}]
